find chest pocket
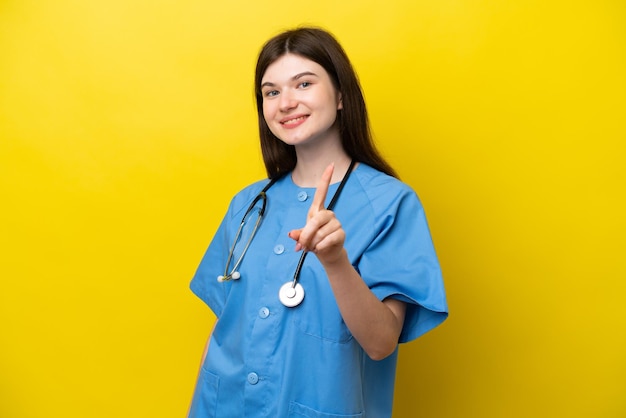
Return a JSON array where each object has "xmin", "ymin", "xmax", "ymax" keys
[{"xmin": 291, "ymin": 265, "xmax": 354, "ymax": 344}]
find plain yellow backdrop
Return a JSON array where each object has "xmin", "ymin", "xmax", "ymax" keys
[{"xmin": 1, "ymin": 0, "xmax": 624, "ymax": 417}]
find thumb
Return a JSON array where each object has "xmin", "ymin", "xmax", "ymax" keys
[
  {"xmin": 288, "ymin": 229, "xmax": 304, "ymax": 252},
  {"xmin": 288, "ymin": 229, "xmax": 302, "ymax": 241}
]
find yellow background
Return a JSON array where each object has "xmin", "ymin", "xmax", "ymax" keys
[{"xmin": 1, "ymin": 0, "xmax": 624, "ymax": 417}]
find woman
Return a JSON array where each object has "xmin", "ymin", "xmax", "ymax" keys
[{"xmin": 189, "ymin": 27, "xmax": 447, "ymax": 417}]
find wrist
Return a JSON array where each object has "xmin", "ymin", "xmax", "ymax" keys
[{"xmin": 319, "ymin": 248, "xmax": 350, "ymax": 271}]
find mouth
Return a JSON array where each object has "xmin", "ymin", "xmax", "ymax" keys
[{"xmin": 280, "ymin": 115, "xmax": 308, "ymax": 126}]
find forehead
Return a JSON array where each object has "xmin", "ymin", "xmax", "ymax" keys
[{"xmin": 261, "ymin": 53, "xmax": 328, "ymax": 83}]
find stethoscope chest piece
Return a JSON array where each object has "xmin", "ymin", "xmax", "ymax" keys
[{"xmin": 279, "ymin": 281, "xmax": 305, "ymax": 307}]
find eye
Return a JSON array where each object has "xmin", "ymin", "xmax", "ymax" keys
[
  {"xmin": 298, "ymin": 81, "xmax": 312, "ymax": 89},
  {"xmin": 263, "ymin": 90, "xmax": 279, "ymax": 98}
]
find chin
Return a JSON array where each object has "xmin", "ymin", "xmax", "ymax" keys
[{"xmin": 275, "ymin": 134, "xmax": 312, "ymax": 147}]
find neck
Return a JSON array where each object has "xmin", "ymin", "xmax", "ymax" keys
[{"xmin": 291, "ymin": 148, "xmax": 352, "ymax": 187}]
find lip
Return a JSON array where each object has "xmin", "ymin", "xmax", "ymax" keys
[{"xmin": 280, "ymin": 114, "xmax": 308, "ymax": 128}]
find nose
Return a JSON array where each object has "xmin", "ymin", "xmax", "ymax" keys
[{"xmin": 279, "ymin": 90, "xmax": 297, "ymax": 112}]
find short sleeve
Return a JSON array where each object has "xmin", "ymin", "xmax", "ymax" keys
[
  {"xmin": 190, "ymin": 217, "xmax": 229, "ymax": 317},
  {"xmin": 357, "ymin": 185, "xmax": 448, "ymax": 343}
]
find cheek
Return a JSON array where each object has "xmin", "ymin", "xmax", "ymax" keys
[
  {"xmin": 262, "ymin": 102, "xmax": 281, "ymax": 137},
  {"xmin": 262, "ymin": 101, "xmax": 275, "ymax": 123}
]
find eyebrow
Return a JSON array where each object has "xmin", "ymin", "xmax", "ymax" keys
[{"xmin": 261, "ymin": 71, "xmax": 318, "ymax": 88}]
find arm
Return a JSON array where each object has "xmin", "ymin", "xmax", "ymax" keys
[
  {"xmin": 289, "ymin": 164, "xmax": 406, "ymax": 360},
  {"xmin": 323, "ymin": 250, "xmax": 406, "ymax": 360}
]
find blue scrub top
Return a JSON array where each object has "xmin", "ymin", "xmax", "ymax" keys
[{"xmin": 189, "ymin": 163, "xmax": 448, "ymax": 418}]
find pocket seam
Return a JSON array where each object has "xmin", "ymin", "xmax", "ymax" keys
[{"xmin": 288, "ymin": 400, "xmax": 364, "ymax": 418}]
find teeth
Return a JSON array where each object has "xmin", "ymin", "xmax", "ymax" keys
[{"xmin": 283, "ymin": 116, "xmax": 306, "ymax": 124}]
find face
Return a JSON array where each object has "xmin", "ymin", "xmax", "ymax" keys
[{"xmin": 260, "ymin": 54, "xmax": 343, "ymax": 149}]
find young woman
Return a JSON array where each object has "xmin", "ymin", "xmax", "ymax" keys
[{"xmin": 189, "ymin": 27, "xmax": 448, "ymax": 418}]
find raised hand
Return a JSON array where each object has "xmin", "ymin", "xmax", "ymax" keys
[{"xmin": 288, "ymin": 163, "xmax": 347, "ymax": 265}]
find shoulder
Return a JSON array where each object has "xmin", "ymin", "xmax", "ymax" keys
[
  {"xmin": 352, "ymin": 163, "xmax": 422, "ymax": 212},
  {"xmin": 227, "ymin": 178, "xmax": 272, "ymax": 217},
  {"xmin": 353, "ymin": 163, "xmax": 414, "ymax": 194}
]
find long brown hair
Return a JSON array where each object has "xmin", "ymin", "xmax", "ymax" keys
[{"xmin": 254, "ymin": 27, "xmax": 398, "ymax": 179}]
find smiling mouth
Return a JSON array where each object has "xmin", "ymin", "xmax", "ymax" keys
[{"xmin": 281, "ymin": 116, "xmax": 308, "ymax": 125}]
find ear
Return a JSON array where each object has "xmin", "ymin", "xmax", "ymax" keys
[{"xmin": 337, "ymin": 92, "xmax": 343, "ymax": 110}]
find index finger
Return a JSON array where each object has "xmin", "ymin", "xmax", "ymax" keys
[{"xmin": 309, "ymin": 163, "xmax": 334, "ymax": 215}]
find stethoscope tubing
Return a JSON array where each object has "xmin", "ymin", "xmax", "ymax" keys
[
  {"xmin": 219, "ymin": 160, "xmax": 355, "ymax": 307},
  {"xmin": 223, "ymin": 191, "xmax": 268, "ymax": 280}
]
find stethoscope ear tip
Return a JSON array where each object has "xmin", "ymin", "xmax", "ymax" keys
[{"xmin": 217, "ymin": 272, "xmax": 241, "ymax": 282}]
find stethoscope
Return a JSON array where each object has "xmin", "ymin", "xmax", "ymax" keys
[{"xmin": 218, "ymin": 160, "xmax": 355, "ymax": 308}]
